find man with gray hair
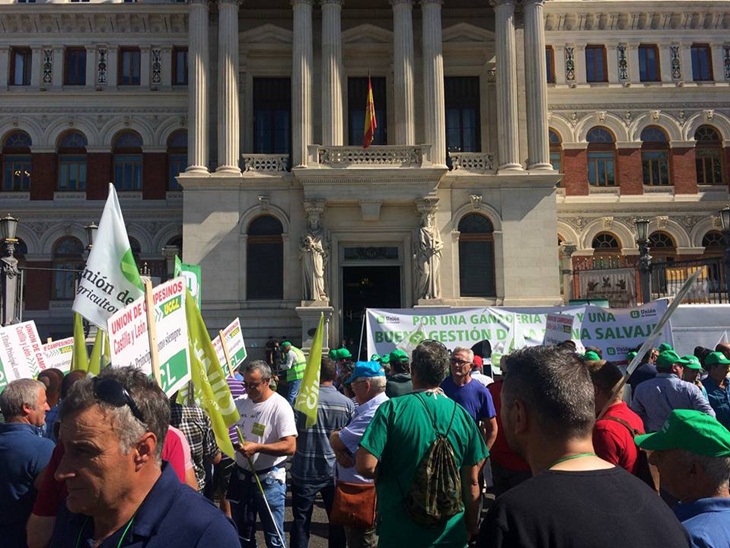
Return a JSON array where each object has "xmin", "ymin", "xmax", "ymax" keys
[
  {"xmin": 49, "ymin": 366, "xmax": 238, "ymax": 547},
  {"xmin": 0, "ymin": 378, "xmax": 54, "ymax": 547},
  {"xmin": 228, "ymin": 360, "xmax": 297, "ymax": 548},
  {"xmin": 637, "ymin": 409, "xmax": 730, "ymax": 547}
]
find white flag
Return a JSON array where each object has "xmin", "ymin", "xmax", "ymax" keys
[{"xmin": 73, "ymin": 184, "xmax": 143, "ymax": 328}]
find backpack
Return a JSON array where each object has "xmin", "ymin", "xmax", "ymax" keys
[
  {"xmin": 604, "ymin": 416, "xmax": 656, "ymax": 490},
  {"xmin": 400, "ymin": 393, "xmax": 463, "ymax": 527}
]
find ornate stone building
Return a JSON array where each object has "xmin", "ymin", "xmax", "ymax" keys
[{"xmin": 0, "ymin": 0, "xmax": 727, "ymax": 355}]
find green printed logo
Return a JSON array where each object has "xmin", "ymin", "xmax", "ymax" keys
[
  {"xmin": 376, "ymin": 315, "xmax": 386, "ymax": 324},
  {"xmin": 607, "ymin": 347, "xmax": 616, "ymax": 356},
  {"xmin": 157, "ymin": 296, "xmax": 182, "ymax": 319},
  {"xmin": 630, "ymin": 311, "xmax": 640, "ymax": 319},
  {"xmin": 409, "ymin": 331, "xmax": 425, "ymax": 345},
  {"xmin": 120, "ymin": 249, "xmax": 144, "ymax": 290}
]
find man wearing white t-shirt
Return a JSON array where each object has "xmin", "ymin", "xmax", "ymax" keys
[{"xmin": 228, "ymin": 361, "xmax": 297, "ymax": 548}]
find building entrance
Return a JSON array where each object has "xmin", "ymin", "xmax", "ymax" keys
[{"xmin": 342, "ymin": 265, "xmax": 401, "ymax": 360}]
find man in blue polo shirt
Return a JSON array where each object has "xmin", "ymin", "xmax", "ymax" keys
[{"xmin": 49, "ymin": 367, "xmax": 237, "ymax": 547}]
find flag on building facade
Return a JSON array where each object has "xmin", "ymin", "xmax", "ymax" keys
[
  {"xmin": 294, "ymin": 313, "xmax": 325, "ymax": 428},
  {"xmin": 362, "ymin": 76, "xmax": 377, "ymax": 149},
  {"xmin": 73, "ymin": 183, "xmax": 144, "ymax": 328},
  {"xmin": 70, "ymin": 313, "xmax": 89, "ymax": 372}
]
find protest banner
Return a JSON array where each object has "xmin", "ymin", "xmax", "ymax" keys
[
  {"xmin": 0, "ymin": 321, "xmax": 47, "ymax": 392},
  {"xmin": 543, "ymin": 313, "xmax": 586, "ymax": 354},
  {"xmin": 174, "ymin": 256, "xmax": 202, "ymax": 309},
  {"xmin": 42, "ymin": 337, "xmax": 74, "ymax": 373},
  {"xmin": 73, "ymin": 184, "xmax": 144, "ymax": 328},
  {"xmin": 107, "ymin": 278, "xmax": 190, "ymax": 396},
  {"xmin": 212, "ymin": 318, "xmax": 247, "ymax": 375}
]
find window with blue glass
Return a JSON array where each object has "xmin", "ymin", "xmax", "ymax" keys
[
  {"xmin": 52, "ymin": 237, "xmax": 84, "ymax": 300},
  {"xmin": 58, "ymin": 131, "xmax": 87, "ymax": 191},
  {"xmin": 348, "ymin": 77, "xmax": 387, "ymax": 146},
  {"xmin": 445, "ymin": 77, "xmax": 481, "ymax": 153},
  {"xmin": 253, "ymin": 78, "xmax": 291, "ymax": 159},
  {"xmin": 119, "ymin": 48, "xmax": 141, "ymax": 86},
  {"xmin": 585, "ymin": 45, "xmax": 607, "ymax": 83},
  {"xmin": 167, "ymin": 131, "xmax": 187, "ymax": 190},
  {"xmin": 2, "ymin": 131, "xmax": 32, "ymax": 191},
  {"xmin": 586, "ymin": 127, "xmax": 616, "ymax": 186},
  {"xmin": 113, "ymin": 131, "xmax": 143, "ymax": 191},
  {"xmin": 549, "ymin": 129, "xmax": 562, "ymax": 174},
  {"xmin": 638, "ymin": 44, "xmax": 661, "ymax": 82},
  {"xmin": 691, "ymin": 44, "xmax": 713, "ymax": 81},
  {"xmin": 641, "ymin": 126, "xmax": 670, "ymax": 186},
  {"xmin": 10, "ymin": 48, "xmax": 31, "ymax": 86},
  {"xmin": 172, "ymin": 47, "xmax": 188, "ymax": 86}
]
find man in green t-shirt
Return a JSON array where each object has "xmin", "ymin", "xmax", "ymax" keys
[{"xmin": 357, "ymin": 341, "xmax": 488, "ymax": 547}]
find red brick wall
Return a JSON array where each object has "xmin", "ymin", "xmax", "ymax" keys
[
  {"xmin": 143, "ymin": 153, "xmax": 167, "ymax": 200},
  {"xmin": 671, "ymin": 147, "xmax": 698, "ymax": 194},
  {"xmin": 23, "ymin": 260, "xmax": 52, "ymax": 310},
  {"xmin": 617, "ymin": 148, "xmax": 643, "ymax": 195},
  {"xmin": 87, "ymin": 153, "xmax": 112, "ymax": 200},
  {"xmin": 562, "ymin": 148, "xmax": 589, "ymax": 196},
  {"xmin": 30, "ymin": 153, "xmax": 56, "ymax": 200}
]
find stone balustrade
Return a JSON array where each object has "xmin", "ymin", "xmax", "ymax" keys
[
  {"xmin": 448, "ymin": 152, "xmax": 495, "ymax": 173},
  {"xmin": 242, "ymin": 154, "xmax": 290, "ymax": 173},
  {"xmin": 312, "ymin": 145, "xmax": 425, "ymax": 168}
]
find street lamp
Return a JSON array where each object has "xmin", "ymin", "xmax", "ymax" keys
[
  {"xmin": 0, "ymin": 214, "xmax": 21, "ymax": 326},
  {"xmin": 635, "ymin": 218, "xmax": 652, "ymax": 305},
  {"xmin": 85, "ymin": 222, "xmax": 98, "ymax": 250},
  {"xmin": 560, "ymin": 242, "xmax": 577, "ymax": 305},
  {"xmin": 719, "ymin": 206, "xmax": 730, "ymax": 303}
]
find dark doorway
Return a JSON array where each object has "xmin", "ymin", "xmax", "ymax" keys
[{"xmin": 342, "ymin": 266, "xmax": 401, "ymax": 361}]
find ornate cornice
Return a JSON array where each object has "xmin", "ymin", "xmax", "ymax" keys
[
  {"xmin": 0, "ymin": 11, "xmax": 187, "ymax": 36},
  {"xmin": 544, "ymin": 7, "xmax": 729, "ymax": 33}
]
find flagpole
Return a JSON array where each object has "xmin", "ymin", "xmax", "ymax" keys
[
  {"xmin": 219, "ymin": 329, "xmax": 236, "ymax": 378},
  {"xmin": 143, "ymin": 278, "xmax": 162, "ymax": 386},
  {"xmin": 357, "ymin": 311, "xmax": 366, "ymax": 362}
]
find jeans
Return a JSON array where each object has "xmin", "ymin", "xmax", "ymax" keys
[
  {"xmin": 228, "ymin": 468, "xmax": 287, "ymax": 548},
  {"xmin": 286, "ymin": 378, "xmax": 303, "ymax": 405},
  {"xmin": 290, "ymin": 477, "xmax": 346, "ymax": 548}
]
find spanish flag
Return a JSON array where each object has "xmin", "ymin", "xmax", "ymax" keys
[{"xmin": 362, "ymin": 76, "xmax": 377, "ymax": 149}]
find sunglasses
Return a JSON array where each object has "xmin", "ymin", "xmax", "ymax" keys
[
  {"xmin": 92, "ymin": 377, "xmax": 146, "ymax": 424},
  {"xmin": 451, "ymin": 358, "xmax": 471, "ymax": 366},
  {"xmin": 243, "ymin": 379, "xmax": 270, "ymax": 389}
]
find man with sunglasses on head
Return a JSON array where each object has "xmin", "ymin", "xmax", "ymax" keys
[
  {"xmin": 49, "ymin": 366, "xmax": 238, "ymax": 547},
  {"xmin": 228, "ymin": 360, "xmax": 297, "ymax": 548}
]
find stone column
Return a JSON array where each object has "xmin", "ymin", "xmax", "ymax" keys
[
  {"xmin": 217, "ymin": 0, "xmax": 241, "ymax": 173},
  {"xmin": 391, "ymin": 0, "xmax": 415, "ymax": 145},
  {"xmin": 85, "ymin": 46, "xmax": 96, "ymax": 90},
  {"xmin": 523, "ymin": 0, "xmax": 551, "ymax": 170},
  {"xmin": 52, "ymin": 46, "xmax": 64, "ymax": 89},
  {"xmin": 321, "ymin": 0, "xmax": 344, "ymax": 146},
  {"xmin": 0, "ymin": 47, "xmax": 10, "ymax": 90},
  {"xmin": 292, "ymin": 0, "xmax": 314, "ymax": 167},
  {"xmin": 140, "ymin": 45, "xmax": 151, "ymax": 88},
  {"xmin": 186, "ymin": 0, "xmax": 210, "ymax": 173},
  {"xmin": 421, "ymin": 0, "xmax": 446, "ymax": 167},
  {"xmin": 492, "ymin": 0, "xmax": 521, "ymax": 171}
]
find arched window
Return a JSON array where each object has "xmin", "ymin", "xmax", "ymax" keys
[
  {"xmin": 57, "ymin": 131, "xmax": 87, "ymax": 191},
  {"xmin": 649, "ymin": 231, "xmax": 676, "ymax": 260},
  {"xmin": 167, "ymin": 130, "xmax": 187, "ymax": 191},
  {"xmin": 247, "ymin": 216, "xmax": 283, "ymax": 300},
  {"xmin": 549, "ymin": 129, "xmax": 562, "ymax": 174},
  {"xmin": 113, "ymin": 131, "xmax": 143, "ymax": 191},
  {"xmin": 586, "ymin": 127, "xmax": 616, "ymax": 187},
  {"xmin": 695, "ymin": 126, "xmax": 724, "ymax": 185},
  {"xmin": 641, "ymin": 126, "xmax": 670, "ymax": 186},
  {"xmin": 2, "ymin": 131, "xmax": 32, "ymax": 191},
  {"xmin": 591, "ymin": 232, "xmax": 621, "ymax": 257},
  {"xmin": 702, "ymin": 230, "xmax": 724, "ymax": 257},
  {"xmin": 458, "ymin": 214, "xmax": 496, "ymax": 297},
  {"xmin": 52, "ymin": 237, "xmax": 84, "ymax": 300}
]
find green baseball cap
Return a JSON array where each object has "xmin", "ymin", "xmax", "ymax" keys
[
  {"xmin": 380, "ymin": 354, "xmax": 391, "ymax": 365},
  {"xmin": 583, "ymin": 350, "xmax": 601, "ymax": 361},
  {"xmin": 657, "ymin": 342, "xmax": 674, "ymax": 353},
  {"xmin": 626, "ymin": 351, "xmax": 638, "ymax": 362},
  {"xmin": 338, "ymin": 348, "xmax": 352, "ymax": 360},
  {"xmin": 706, "ymin": 351, "xmax": 730, "ymax": 367},
  {"xmin": 390, "ymin": 349, "xmax": 409, "ymax": 363},
  {"xmin": 635, "ymin": 409, "xmax": 730, "ymax": 457},
  {"xmin": 329, "ymin": 349, "xmax": 338, "ymax": 360},
  {"xmin": 656, "ymin": 350, "xmax": 681, "ymax": 369},
  {"xmin": 370, "ymin": 354, "xmax": 382, "ymax": 362},
  {"xmin": 678, "ymin": 355, "xmax": 702, "ymax": 371}
]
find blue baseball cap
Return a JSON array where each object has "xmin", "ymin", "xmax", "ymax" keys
[{"xmin": 345, "ymin": 361, "xmax": 385, "ymax": 384}]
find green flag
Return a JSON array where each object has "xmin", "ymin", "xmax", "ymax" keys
[
  {"xmin": 184, "ymin": 289, "xmax": 240, "ymax": 458},
  {"xmin": 88, "ymin": 330, "xmax": 104, "ymax": 376},
  {"xmin": 71, "ymin": 313, "xmax": 89, "ymax": 372},
  {"xmin": 175, "ymin": 256, "xmax": 202, "ymax": 310},
  {"xmin": 294, "ymin": 313, "xmax": 325, "ymax": 428}
]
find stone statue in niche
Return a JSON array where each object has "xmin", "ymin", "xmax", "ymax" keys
[
  {"xmin": 300, "ymin": 212, "xmax": 328, "ymax": 302},
  {"xmin": 415, "ymin": 211, "xmax": 442, "ymax": 300}
]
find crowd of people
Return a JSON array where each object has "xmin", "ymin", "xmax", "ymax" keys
[{"xmin": 2, "ymin": 337, "xmax": 730, "ymax": 547}]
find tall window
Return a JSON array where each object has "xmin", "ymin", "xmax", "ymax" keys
[
  {"xmin": 247, "ymin": 216, "xmax": 283, "ymax": 300},
  {"xmin": 167, "ymin": 130, "xmax": 187, "ymax": 190},
  {"xmin": 641, "ymin": 126, "xmax": 670, "ymax": 186},
  {"xmin": 64, "ymin": 47, "xmax": 86, "ymax": 86},
  {"xmin": 549, "ymin": 129, "xmax": 562, "ymax": 173},
  {"xmin": 10, "ymin": 47, "xmax": 31, "ymax": 86},
  {"xmin": 119, "ymin": 48, "xmax": 141, "ymax": 86},
  {"xmin": 253, "ymin": 78, "xmax": 291, "ymax": 156},
  {"xmin": 585, "ymin": 45, "xmax": 607, "ymax": 83},
  {"xmin": 2, "ymin": 131, "xmax": 32, "ymax": 191},
  {"xmin": 445, "ymin": 77, "xmax": 481, "ymax": 153},
  {"xmin": 649, "ymin": 231, "xmax": 676, "ymax": 260},
  {"xmin": 113, "ymin": 131, "xmax": 143, "ymax": 191},
  {"xmin": 172, "ymin": 47, "xmax": 188, "ymax": 86},
  {"xmin": 458, "ymin": 214, "xmax": 496, "ymax": 297},
  {"xmin": 57, "ymin": 131, "xmax": 87, "ymax": 191},
  {"xmin": 691, "ymin": 44, "xmax": 713, "ymax": 81},
  {"xmin": 546, "ymin": 46, "xmax": 556, "ymax": 83},
  {"xmin": 586, "ymin": 127, "xmax": 616, "ymax": 187},
  {"xmin": 695, "ymin": 126, "xmax": 724, "ymax": 185},
  {"xmin": 591, "ymin": 232, "xmax": 621, "ymax": 257},
  {"xmin": 638, "ymin": 44, "xmax": 661, "ymax": 82},
  {"xmin": 348, "ymin": 77, "xmax": 387, "ymax": 146},
  {"xmin": 52, "ymin": 237, "xmax": 84, "ymax": 300}
]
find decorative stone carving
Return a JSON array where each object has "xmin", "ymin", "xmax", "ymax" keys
[
  {"xmin": 704, "ymin": 109, "xmax": 714, "ymax": 121},
  {"xmin": 97, "ymin": 47, "xmax": 108, "ymax": 87},
  {"xmin": 151, "ymin": 49, "xmax": 162, "ymax": 86},
  {"xmin": 724, "ymin": 44, "xmax": 730, "ymax": 80},
  {"xmin": 670, "ymin": 44, "xmax": 681, "ymax": 80},
  {"xmin": 602, "ymin": 216, "xmax": 614, "ymax": 230},
  {"xmin": 597, "ymin": 111, "xmax": 606, "ymax": 123},
  {"xmin": 301, "ymin": 201, "xmax": 329, "ymax": 302},
  {"xmin": 414, "ymin": 198, "xmax": 442, "ymax": 300},
  {"xmin": 651, "ymin": 110, "xmax": 661, "ymax": 121},
  {"xmin": 257, "ymin": 194, "xmax": 270, "ymax": 210},
  {"xmin": 42, "ymin": 49, "xmax": 53, "ymax": 85},
  {"xmin": 617, "ymin": 43, "xmax": 628, "ymax": 82},
  {"xmin": 564, "ymin": 45, "xmax": 576, "ymax": 83},
  {"xmin": 656, "ymin": 215, "xmax": 669, "ymax": 229},
  {"xmin": 470, "ymin": 195, "xmax": 483, "ymax": 210}
]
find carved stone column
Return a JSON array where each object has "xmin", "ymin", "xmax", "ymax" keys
[
  {"xmin": 391, "ymin": 0, "xmax": 415, "ymax": 145},
  {"xmin": 217, "ymin": 0, "xmax": 242, "ymax": 173},
  {"xmin": 321, "ymin": 0, "xmax": 344, "ymax": 146},
  {"xmin": 523, "ymin": 0, "xmax": 551, "ymax": 170},
  {"xmin": 421, "ymin": 0, "xmax": 446, "ymax": 167},
  {"xmin": 186, "ymin": 0, "xmax": 210, "ymax": 173},
  {"xmin": 292, "ymin": 0, "xmax": 314, "ymax": 167}
]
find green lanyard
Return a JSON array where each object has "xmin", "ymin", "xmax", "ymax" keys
[
  {"xmin": 75, "ymin": 515, "xmax": 136, "ymax": 548},
  {"xmin": 547, "ymin": 452, "xmax": 597, "ymax": 470}
]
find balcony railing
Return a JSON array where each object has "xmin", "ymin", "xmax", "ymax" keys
[
  {"xmin": 311, "ymin": 145, "xmax": 427, "ymax": 168},
  {"xmin": 448, "ymin": 152, "xmax": 495, "ymax": 173},
  {"xmin": 242, "ymin": 154, "xmax": 290, "ymax": 174}
]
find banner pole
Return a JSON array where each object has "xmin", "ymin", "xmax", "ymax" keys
[
  {"xmin": 219, "ymin": 329, "xmax": 236, "ymax": 378},
  {"xmin": 357, "ymin": 310, "xmax": 366, "ymax": 362},
  {"xmin": 143, "ymin": 278, "xmax": 162, "ymax": 387}
]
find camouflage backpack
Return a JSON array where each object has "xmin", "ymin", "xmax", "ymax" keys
[{"xmin": 401, "ymin": 393, "xmax": 463, "ymax": 526}]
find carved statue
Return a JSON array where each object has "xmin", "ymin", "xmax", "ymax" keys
[
  {"xmin": 300, "ymin": 213, "xmax": 328, "ymax": 301},
  {"xmin": 415, "ymin": 211, "xmax": 443, "ymax": 300}
]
